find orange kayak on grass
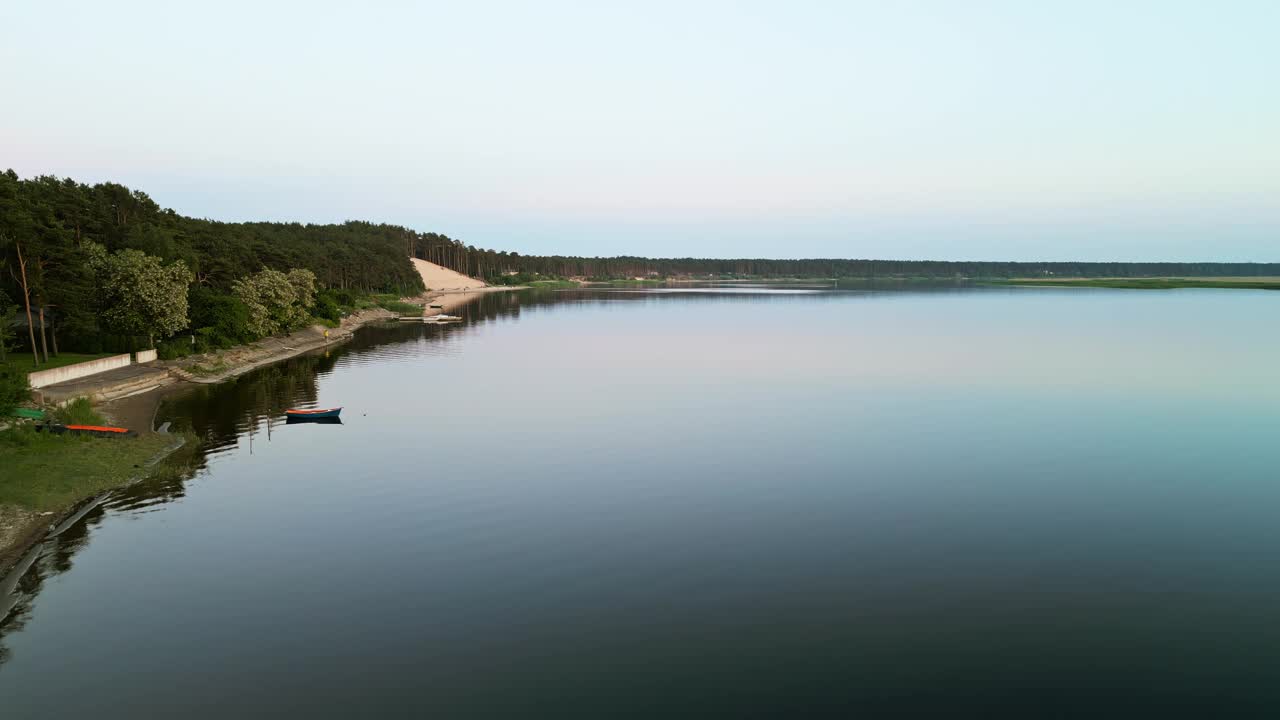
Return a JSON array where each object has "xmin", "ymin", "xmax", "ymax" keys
[
  {"xmin": 65, "ymin": 424, "xmax": 130, "ymax": 433},
  {"xmin": 39, "ymin": 423, "xmax": 138, "ymax": 438}
]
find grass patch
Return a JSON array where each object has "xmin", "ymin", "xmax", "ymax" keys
[
  {"xmin": 370, "ymin": 293, "xmax": 424, "ymax": 315},
  {"xmin": 526, "ymin": 280, "xmax": 580, "ymax": 289},
  {"xmin": 50, "ymin": 397, "xmax": 104, "ymax": 426},
  {"xmin": 0, "ymin": 426, "xmax": 176, "ymax": 512},
  {"xmin": 1, "ymin": 352, "xmax": 115, "ymax": 373},
  {"xmin": 990, "ymin": 278, "xmax": 1280, "ymax": 290},
  {"xmin": 188, "ymin": 359, "xmax": 230, "ymax": 377},
  {"xmin": 378, "ymin": 300, "xmax": 424, "ymax": 315}
]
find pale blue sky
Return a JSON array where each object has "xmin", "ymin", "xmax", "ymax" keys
[{"xmin": 2, "ymin": 1, "xmax": 1276, "ymax": 260}]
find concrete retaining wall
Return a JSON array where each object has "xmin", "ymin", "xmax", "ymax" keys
[
  {"xmin": 135, "ymin": 349, "xmax": 158, "ymax": 364},
  {"xmin": 28, "ymin": 354, "xmax": 132, "ymax": 389}
]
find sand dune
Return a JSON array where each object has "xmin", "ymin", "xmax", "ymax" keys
[{"xmin": 411, "ymin": 258, "xmax": 487, "ymax": 291}]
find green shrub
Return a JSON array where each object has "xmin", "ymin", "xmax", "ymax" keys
[
  {"xmin": 51, "ymin": 397, "xmax": 105, "ymax": 426},
  {"xmin": 0, "ymin": 363, "xmax": 30, "ymax": 416},
  {"xmin": 313, "ymin": 291, "xmax": 343, "ymax": 322},
  {"xmin": 374, "ymin": 296, "xmax": 424, "ymax": 315},
  {"xmin": 188, "ymin": 359, "xmax": 230, "ymax": 377},
  {"xmin": 157, "ymin": 337, "xmax": 198, "ymax": 360},
  {"xmin": 193, "ymin": 326, "xmax": 237, "ymax": 351},
  {"xmin": 330, "ymin": 289, "xmax": 358, "ymax": 307},
  {"xmin": 189, "ymin": 287, "xmax": 256, "ymax": 346}
]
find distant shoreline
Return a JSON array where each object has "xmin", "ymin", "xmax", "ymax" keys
[{"xmin": 988, "ymin": 277, "xmax": 1280, "ymax": 290}]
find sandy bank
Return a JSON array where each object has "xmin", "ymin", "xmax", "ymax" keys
[{"xmin": 410, "ymin": 257, "xmax": 487, "ymax": 291}]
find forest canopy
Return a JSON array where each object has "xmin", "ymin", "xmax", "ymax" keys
[{"xmin": 0, "ymin": 171, "xmax": 430, "ymax": 356}]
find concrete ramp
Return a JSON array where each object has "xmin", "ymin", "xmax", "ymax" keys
[{"xmin": 34, "ymin": 364, "xmax": 175, "ymax": 405}]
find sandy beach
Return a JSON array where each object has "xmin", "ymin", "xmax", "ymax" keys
[{"xmin": 411, "ymin": 257, "xmax": 489, "ymax": 292}]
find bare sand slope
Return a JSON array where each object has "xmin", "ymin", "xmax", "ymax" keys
[{"xmin": 411, "ymin": 258, "xmax": 487, "ymax": 291}]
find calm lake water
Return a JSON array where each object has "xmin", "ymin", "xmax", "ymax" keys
[{"xmin": 3, "ymin": 283, "xmax": 1280, "ymax": 715}]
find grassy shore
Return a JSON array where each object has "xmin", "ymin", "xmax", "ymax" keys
[
  {"xmin": 1, "ymin": 399, "xmax": 180, "ymax": 512},
  {"xmin": 0, "ymin": 396, "xmax": 193, "ymax": 572},
  {"xmin": 0, "ymin": 428, "xmax": 176, "ymax": 512},
  {"xmin": 370, "ymin": 293, "xmax": 426, "ymax": 315},
  {"xmin": 989, "ymin": 278, "xmax": 1280, "ymax": 290}
]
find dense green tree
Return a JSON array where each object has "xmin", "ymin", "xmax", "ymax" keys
[
  {"xmin": 188, "ymin": 286, "xmax": 253, "ymax": 348},
  {"xmin": 233, "ymin": 268, "xmax": 317, "ymax": 337},
  {"xmin": 85, "ymin": 242, "xmax": 192, "ymax": 348},
  {"xmin": 286, "ymin": 268, "xmax": 317, "ymax": 313}
]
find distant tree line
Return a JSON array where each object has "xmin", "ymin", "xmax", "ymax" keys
[
  {"xmin": 5, "ymin": 170, "xmax": 1278, "ymax": 362},
  {"xmin": 456, "ymin": 255, "xmax": 1280, "ymax": 282}
]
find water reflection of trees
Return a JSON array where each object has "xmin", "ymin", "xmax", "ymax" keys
[
  {"xmin": 4, "ymin": 284, "xmax": 958, "ymax": 667},
  {"xmin": 162, "ymin": 354, "xmax": 338, "ymax": 453},
  {"xmin": 162, "ymin": 283, "xmax": 980, "ymax": 454}
]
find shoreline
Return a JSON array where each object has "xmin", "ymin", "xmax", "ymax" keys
[
  {"xmin": 0, "ymin": 432, "xmax": 189, "ymax": 590},
  {"xmin": 164, "ymin": 286, "xmax": 524, "ymax": 386},
  {"xmin": 45, "ymin": 287, "xmax": 523, "ymax": 431},
  {"xmin": 2, "ymin": 286, "xmax": 520, "ymax": 582},
  {"xmin": 986, "ymin": 277, "xmax": 1280, "ymax": 290},
  {"xmin": 166, "ymin": 306, "xmax": 398, "ymax": 386}
]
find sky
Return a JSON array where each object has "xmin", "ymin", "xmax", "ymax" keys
[{"xmin": 1, "ymin": 1, "xmax": 1276, "ymax": 261}]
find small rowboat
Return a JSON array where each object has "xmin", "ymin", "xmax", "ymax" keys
[
  {"xmin": 285, "ymin": 407, "xmax": 342, "ymax": 419},
  {"xmin": 427, "ymin": 314, "xmax": 463, "ymax": 322}
]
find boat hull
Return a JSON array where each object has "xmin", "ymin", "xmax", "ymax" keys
[
  {"xmin": 285, "ymin": 407, "xmax": 342, "ymax": 419},
  {"xmin": 285, "ymin": 415, "xmax": 343, "ymax": 425}
]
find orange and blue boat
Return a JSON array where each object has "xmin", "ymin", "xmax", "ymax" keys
[{"xmin": 284, "ymin": 407, "xmax": 342, "ymax": 420}]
